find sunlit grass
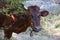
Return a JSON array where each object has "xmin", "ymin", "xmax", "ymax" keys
[{"xmin": 39, "ymin": 7, "xmax": 60, "ymax": 36}]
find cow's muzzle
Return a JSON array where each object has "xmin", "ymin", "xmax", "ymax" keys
[{"xmin": 33, "ymin": 26, "xmax": 42, "ymax": 32}]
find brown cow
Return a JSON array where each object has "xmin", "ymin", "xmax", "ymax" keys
[{"xmin": 0, "ymin": 5, "xmax": 49, "ymax": 40}]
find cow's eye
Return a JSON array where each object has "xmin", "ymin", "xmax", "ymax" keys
[
  {"xmin": 37, "ymin": 14, "xmax": 40, "ymax": 17},
  {"xmin": 38, "ymin": 15, "xmax": 40, "ymax": 18}
]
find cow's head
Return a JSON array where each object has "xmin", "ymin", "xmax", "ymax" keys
[{"xmin": 27, "ymin": 6, "xmax": 49, "ymax": 32}]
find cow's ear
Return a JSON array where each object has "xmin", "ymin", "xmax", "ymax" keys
[{"xmin": 40, "ymin": 10, "xmax": 49, "ymax": 17}]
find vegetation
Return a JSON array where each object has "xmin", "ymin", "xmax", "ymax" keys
[
  {"xmin": 0, "ymin": 0, "xmax": 27, "ymax": 15},
  {"xmin": 40, "ymin": 7, "xmax": 60, "ymax": 29}
]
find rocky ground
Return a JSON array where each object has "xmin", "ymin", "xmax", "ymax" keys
[
  {"xmin": 0, "ymin": 27, "xmax": 60, "ymax": 40},
  {"xmin": 12, "ymin": 28, "xmax": 60, "ymax": 40}
]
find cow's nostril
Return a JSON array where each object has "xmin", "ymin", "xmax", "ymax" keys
[{"xmin": 33, "ymin": 26, "xmax": 42, "ymax": 32}]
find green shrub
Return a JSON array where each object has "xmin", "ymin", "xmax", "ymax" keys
[{"xmin": 0, "ymin": 0, "xmax": 27, "ymax": 16}]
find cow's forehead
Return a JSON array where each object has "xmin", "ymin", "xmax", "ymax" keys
[{"xmin": 22, "ymin": 3, "xmax": 40, "ymax": 9}]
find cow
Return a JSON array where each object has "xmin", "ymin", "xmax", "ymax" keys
[{"xmin": 0, "ymin": 5, "xmax": 49, "ymax": 40}]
